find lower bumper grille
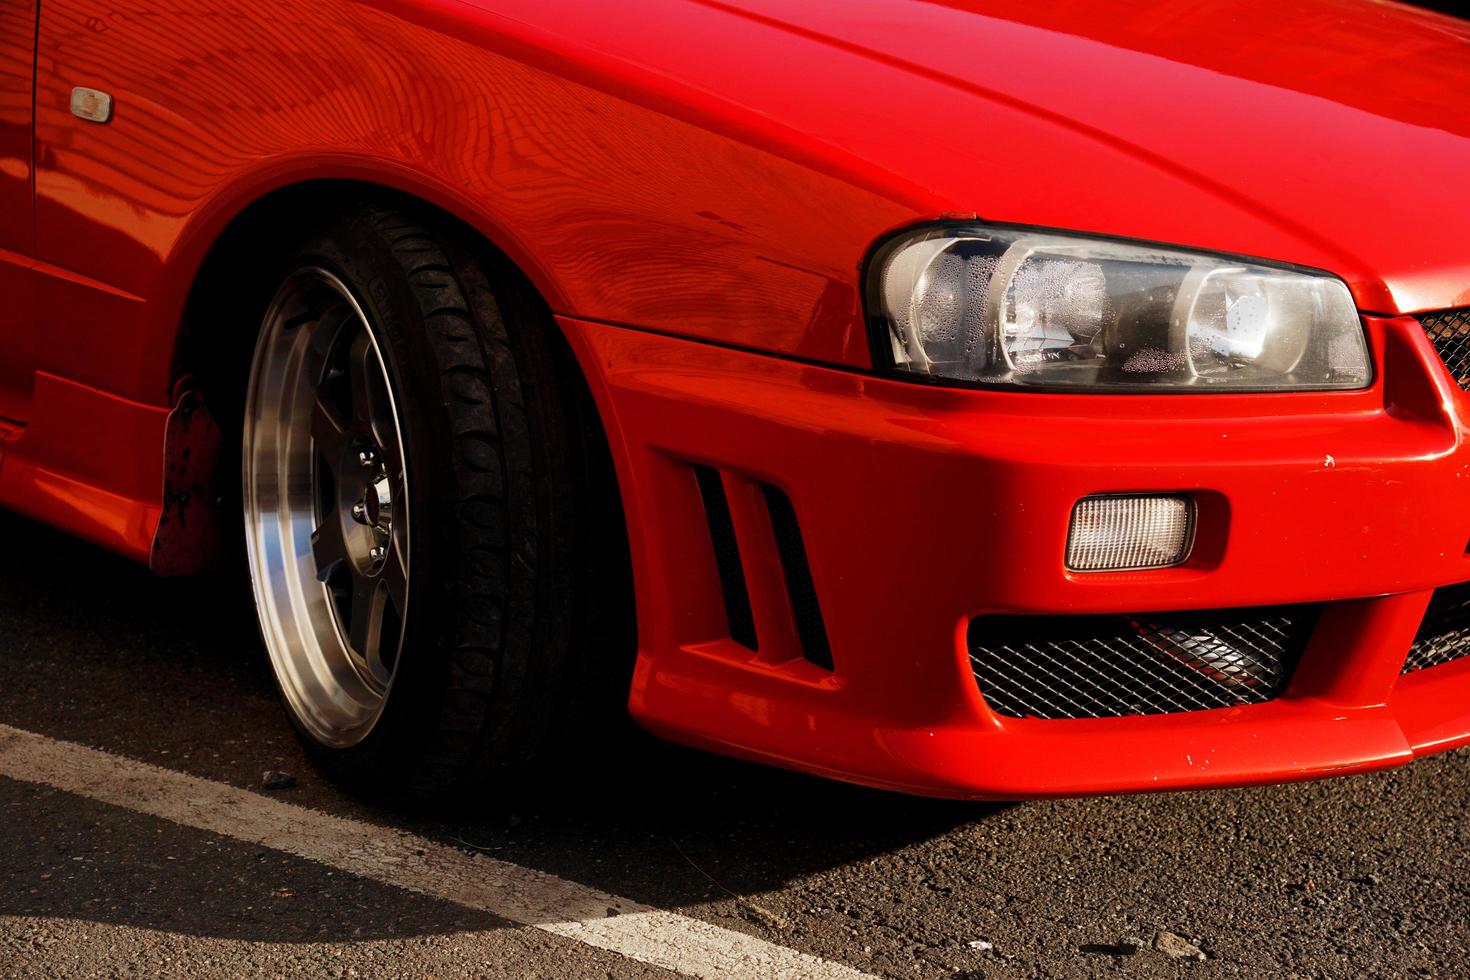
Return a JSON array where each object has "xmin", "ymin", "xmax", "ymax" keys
[
  {"xmin": 1418, "ymin": 307, "xmax": 1470, "ymax": 390},
  {"xmin": 1405, "ymin": 582, "xmax": 1470, "ymax": 674},
  {"xmin": 969, "ymin": 606, "xmax": 1319, "ymax": 720}
]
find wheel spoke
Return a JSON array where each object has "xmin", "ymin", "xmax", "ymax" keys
[
  {"xmin": 312, "ymin": 301, "xmax": 353, "ymax": 347},
  {"xmin": 377, "ymin": 425, "xmax": 405, "ymax": 480},
  {"xmin": 381, "ymin": 540, "xmax": 408, "ymax": 616},
  {"xmin": 310, "ymin": 392, "xmax": 350, "ymax": 463},
  {"xmin": 388, "ymin": 470, "xmax": 408, "ymax": 529},
  {"xmin": 348, "ymin": 333, "xmax": 377, "ymax": 428},
  {"xmin": 362, "ymin": 643, "xmax": 393, "ymax": 692},
  {"xmin": 348, "ymin": 575, "xmax": 389, "ymax": 688},
  {"xmin": 310, "ymin": 520, "xmax": 348, "ymax": 581},
  {"xmin": 282, "ymin": 302, "xmax": 319, "ymax": 333}
]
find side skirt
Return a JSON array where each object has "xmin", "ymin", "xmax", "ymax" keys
[{"xmin": 0, "ymin": 372, "xmax": 204, "ymax": 569}]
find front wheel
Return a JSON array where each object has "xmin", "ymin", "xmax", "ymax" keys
[{"xmin": 241, "ymin": 204, "xmax": 624, "ymax": 802}]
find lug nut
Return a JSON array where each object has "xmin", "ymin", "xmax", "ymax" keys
[
  {"xmin": 358, "ymin": 449, "xmax": 376, "ymax": 467},
  {"xmin": 370, "ymin": 545, "xmax": 387, "ymax": 560},
  {"xmin": 351, "ymin": 501, "xmax": 367, "ymax": 522}
]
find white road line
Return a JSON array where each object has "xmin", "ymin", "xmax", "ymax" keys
[{"xmin": 0, "ymin": 724, "xmax": 876, "ymax": 980}]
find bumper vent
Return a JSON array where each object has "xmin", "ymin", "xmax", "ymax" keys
[
  {"xmin": 693, "ymin": 465, "xmax": 758, "ymax": 651},
  {"xmin": 1404, "ymin": 582, "xmax": 1470, "ymax": 674},
  {"xmin": 762, "ymin": 484, "xmax": 833, "ymax": 670},
  {"xmin": 1418, "ymin": 307, "xmax": 1470, "ymax": 389},
  {"xmin": 690, "ymin": 465, "xmax": 833, "ymax": 669},
  {"xmin": 969, "ymin": 606, "xmax": 1318, "ymax": 720}
]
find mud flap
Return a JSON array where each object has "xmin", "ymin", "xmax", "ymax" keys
[{"xmin": 149, "ymin": 388, "xmax": 224, "ymax": 576}]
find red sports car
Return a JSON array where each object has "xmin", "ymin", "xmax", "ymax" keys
[{"xmin": 1, "ymin": 0, "xmax": 1467, "ymax": 801}]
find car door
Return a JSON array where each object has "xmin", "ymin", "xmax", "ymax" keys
[{"xmin": 0, "ymin": 0, "xmax": 36, "ymax": 423}]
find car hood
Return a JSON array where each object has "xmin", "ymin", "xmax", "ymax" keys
[
  {"xmin": 467, "ymin": 0, "xmax": 1470, "ymax": 314},
  {"xmin": 706, "ymin": 0, "xmax": 1470, "ymax": 314}
]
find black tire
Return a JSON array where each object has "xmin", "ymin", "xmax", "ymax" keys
[{"xmin": 245, "ymin": 201, "xmax": 631, "ymax": 804}]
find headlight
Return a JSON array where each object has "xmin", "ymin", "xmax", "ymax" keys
[{"xmin": 871, "ymin": 224, "xmax": 1370, "ymax": 391}]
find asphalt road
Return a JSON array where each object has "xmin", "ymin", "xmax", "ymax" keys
[{"xmin": 0, "ymin": 508, "xmax": 1466, "ymax": 978}]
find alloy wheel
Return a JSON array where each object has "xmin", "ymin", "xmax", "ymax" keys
[{"xmin": 243, "ymin": 267, "xmax": 410, "ymax": 747}]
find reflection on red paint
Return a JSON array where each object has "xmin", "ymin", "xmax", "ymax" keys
[{"xmin": 0, "ymin": 0, "xmax": 1465, "ymax": 796}]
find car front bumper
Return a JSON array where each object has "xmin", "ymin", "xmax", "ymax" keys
[{"xmin": 564, "ymin": 312, "xmax": 1470, "ymax": 798}]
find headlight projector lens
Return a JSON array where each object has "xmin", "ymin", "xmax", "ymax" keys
[{"xmin": 875, "ymin": 225, "xmax": 1369, "ymax": 391}]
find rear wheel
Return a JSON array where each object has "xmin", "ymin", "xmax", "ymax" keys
[{"xmin": 241, "ymin": 204, "xmax": 626, "ymax": 802}]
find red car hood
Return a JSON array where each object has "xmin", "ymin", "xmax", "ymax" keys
[
  {"xmin": 473, "ymin": 0, "xmax": 1470, "ymax": 313},
  {"xmin": 710, "ymin": 0, "xmax": 1470, "ymax": 314}
]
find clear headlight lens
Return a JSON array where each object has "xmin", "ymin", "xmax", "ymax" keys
[{"xmin": 873, "ymin": 225, "xmax": 1370, "ymax": 391}]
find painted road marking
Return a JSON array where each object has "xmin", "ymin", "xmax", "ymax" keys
[{"xmin": 0, "ymin": 724, "xmax": 876, "ymax": 980}]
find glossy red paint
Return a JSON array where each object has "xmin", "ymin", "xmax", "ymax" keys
[
  {"xmin": 0, "ymin": 0, "xmax": 1467, "ymax": 796},
  {"xmin": 566, "ymin": 313, "xmax": 1470, "ymax": 796},
  {"xmin": 0, "ymin": 0, "xmax": 36, "ymax": 424}
]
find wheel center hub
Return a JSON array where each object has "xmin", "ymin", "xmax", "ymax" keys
[
  {"xmin": 351, "ymin": 471, "xmax": 392, "ymax": 530},
  {"xmin": 359, "ymin": 474, "xmax": 392, "ymax": 529}
]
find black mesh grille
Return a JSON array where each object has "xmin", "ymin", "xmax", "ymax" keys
[
  {"xmin": 1404, "ymin": 583, "xmax": 1470, "ymax": 674},
  {"xmin": 1419, "ymin": 308, "xmax": 1470, "ymax": 389},
  {"xmin": 969, "ymin": 606, "xmax": 1319, "ymax": 719}
]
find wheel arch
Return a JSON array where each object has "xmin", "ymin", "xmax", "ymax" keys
[
  {"xmin": 168, "ymin": 163, "xmax": 573, "ymax": 395},
  {"xmin": 159, "ymin": 166, "xmax": 629, "ymax": 603}
]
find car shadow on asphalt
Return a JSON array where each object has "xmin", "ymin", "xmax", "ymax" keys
[
  {"xmin": 0, "ymin": 509, "xmax": 1002, "ymax": 945},
  {"xmin": 0, "ymin": 777, "xmax": 511, "ymax": 945}
]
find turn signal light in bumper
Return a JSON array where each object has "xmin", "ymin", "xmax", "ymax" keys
[{"xmin": 1066, "ymin": 494, "xmax": 1195, "ymax": 572}]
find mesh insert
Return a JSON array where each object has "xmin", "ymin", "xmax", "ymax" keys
[
  {"xmin": 969, "ymin": 606, "xmax": 1318, "ymax": 719},
  {"xmin": 1419, "ymin": 308, "xmax": 1470, "ymax": 389},
  {"xmin": 1404, "ymin": 582, "xmax": 1470, "ymax": 674}
]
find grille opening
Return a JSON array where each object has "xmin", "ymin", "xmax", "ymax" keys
[
  {"xmin": 969, "ymin": 605, "xmax": 1319, "ymax": 720},
  {"xmin": 1418, "ymin": 308, "xmax": 1470, "ymax": 390},
  {"xmin": 1404, "ymin": 582, "xmax": 1470, "ymax": 674},
  {"xmin": 693, "ymin": 465, "xmax": 758, "ymax": 651},
  {"xmin": 761, "ymin": 484, "xmax": 833, "ymax": 670}
]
